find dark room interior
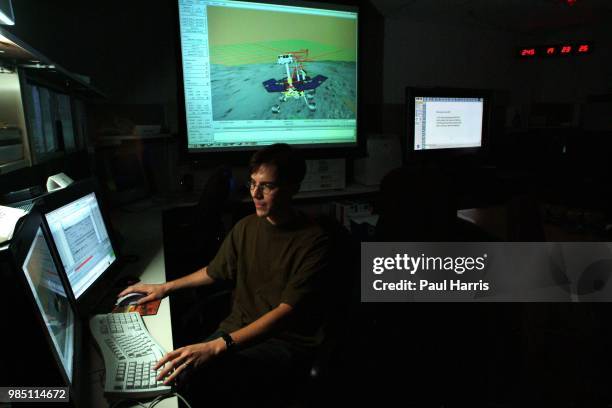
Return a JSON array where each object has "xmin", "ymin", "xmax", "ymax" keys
[{"xmin": 2, "ymin": 0, "xmax": 612, "ymax": 407}]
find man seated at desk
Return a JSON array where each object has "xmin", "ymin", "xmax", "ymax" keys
[{"xmin": 118, "ymin": 143, "xmax": 331, "ymax": 406}]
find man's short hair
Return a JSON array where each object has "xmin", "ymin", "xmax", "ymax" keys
[{"xmin": 249, "ymin": 143, "xmax": 306, "ymax": 186}]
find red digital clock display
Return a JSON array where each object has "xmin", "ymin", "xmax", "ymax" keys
[{"xmin": 518, "ymin": 43, "xmax": 592, "ymax": 58}]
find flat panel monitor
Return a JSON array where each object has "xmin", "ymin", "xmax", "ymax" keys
[
  {"xmin": 22, "ymin": 225, "xmax": 76, "ymax": 381},
  {"xmin": 8, "ymin": 211, "xmax": 83, "ymax": 404},
  {"xmin": 177, "ymin": 0, "xmax": 359, "ymax": 152},
  {"xmin": 41, "ymin": 181, "xmax": 117, "ymax": 303},
  {"xmin": 407, "ymin": 88, "xmax": 489, "ymax": 154}
]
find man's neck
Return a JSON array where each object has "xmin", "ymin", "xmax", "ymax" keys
[{"xmin": 266, "ymin": 208, "xmax": 296, "ymax": 226}]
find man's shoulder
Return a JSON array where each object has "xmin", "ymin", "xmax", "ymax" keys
[
  {"xmin": 235, "ymin": 214, "xmax": 259, "ymax": 228},
  {"xmin": 293, "ymin": 212, "xmax": 332, "ymax": 244}
]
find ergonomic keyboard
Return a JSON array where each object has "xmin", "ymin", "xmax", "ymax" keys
[
  {"xmin": 3, "ymin": 198, "xmax": 36, "ymax": 213},
  {"xmin": 13, "ymin": 201, "xmax": 35, "ymax": 212},
  {"xmin": 89, "ymin": 312, "xmax": 172, "ymax": 399}
]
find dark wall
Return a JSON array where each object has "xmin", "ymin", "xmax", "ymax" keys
[
  {"xmin": 531, "ymin": 24, "xmax": 612, "ymax": 102},
  {"xmin": 7, "ymin": 1, "xmax": 178, "ymax": 101}
]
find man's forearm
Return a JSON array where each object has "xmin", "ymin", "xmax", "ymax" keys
[
  {"xmin": 227, "ymin": 303, "xmax": 293, "ymax": 348},
  {"xmin": 165, "ymin": 266, "xmax": 215, "ymax": 293}
]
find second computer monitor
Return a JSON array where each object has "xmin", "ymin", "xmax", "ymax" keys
[
  {"xmin": 42, "ymin": 181, "xmax": 117, "ymax": 301},
  {"xmin": 7, "ymin": 210, "xmax": 82, "ymax": 404},
  {"xmin": 407, "ymin": 87, "xmax": 489, "ymax": 154},
  {"xmin": 22, "ymin": 224, "xmax": 76, "ymax": 381}
]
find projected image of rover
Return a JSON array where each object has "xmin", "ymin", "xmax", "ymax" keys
[{"xmin": 262, "ymin": 50, "xmax": 327, "ymax": 113}]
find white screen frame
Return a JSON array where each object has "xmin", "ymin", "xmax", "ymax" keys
[
  {"xmin": 178, "ymin": 0, "xmax": 359, "ymax": 152},
  {"xmin": 44, "ymin": 192, "xmax": 116, "ymax": 299},
  {"xmin": 414, "ymin": 96, "xmax": 484, "ymax": 151}
]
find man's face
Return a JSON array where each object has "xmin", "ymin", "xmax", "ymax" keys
[{"xmin": 249, "ymin": 164, "xmax": 293, "ymax": 222}]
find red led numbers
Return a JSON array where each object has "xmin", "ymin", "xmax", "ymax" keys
[
  {"xmin": 521, "ymin": 43, "xmax": 591, "ymax": 58},
  {"xmin": 577, "ymin": 44, "xmax": 590, "ymax": 53},
  {"xmin": 520, "ymin": 48, "xmax": 536, "ymax": 57}
]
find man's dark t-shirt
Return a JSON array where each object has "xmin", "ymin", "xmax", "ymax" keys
[{"xmin": 207, "ymin": 213, "xmax": 330, "ymax": 350}]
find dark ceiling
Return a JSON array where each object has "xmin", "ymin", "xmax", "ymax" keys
[{"xmin": 371, "ymin": 0, "xmax": 612, "ymax": 33}]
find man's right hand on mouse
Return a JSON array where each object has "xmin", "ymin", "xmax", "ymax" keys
[{"xmin": 117, "ymin": 283, "xmax": 170, "ymax": 305}]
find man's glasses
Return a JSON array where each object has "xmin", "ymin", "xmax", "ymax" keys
[{"xmin": 246, "ymin": 180, "xmax": 278, "ymax": 195}]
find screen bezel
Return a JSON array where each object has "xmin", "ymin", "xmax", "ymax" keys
[
  {"xmin": 174, "ymin": 0, "xmax": 364, "ymax": 161},
  {"xmin": 9, "ymin": 210, "xmax": 83, "ymax": 405},
  {"xmin": 405, "ymin": 87, "xmax": 491, "ymax": 161},
  {"xmin": 36, "ymin": 179, "xmax": 121, "ymax": 312}
]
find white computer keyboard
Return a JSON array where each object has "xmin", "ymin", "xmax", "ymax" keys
[{"xmin": 89, "ymin": 312, "xmax": 172, "ymax": 399}]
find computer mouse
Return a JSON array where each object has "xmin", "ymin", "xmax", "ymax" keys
[{"xmin": 115, "ymin": 292, "xmax": 147, "ymax": 307}]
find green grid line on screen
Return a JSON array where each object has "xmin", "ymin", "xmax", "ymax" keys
[{"xmin": 210, "ymin": 40, "xmax": 354, "ymax": 66}]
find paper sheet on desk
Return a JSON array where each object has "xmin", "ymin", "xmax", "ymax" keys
[
  {"xmin": 0, "ymin": 205, "xmax": 27, "ymax": 243},
  {"xmin": 112, "ymin": 299, "xmax": 161, "ymax": 316}
]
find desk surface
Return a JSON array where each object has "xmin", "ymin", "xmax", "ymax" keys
[
  {"xmin": 87, "ymin": 202, "xmax": 178, "ymax": 408},
  {"xmin": 458, "ymin": 205, "xmax": 607, "ymax": 242}
]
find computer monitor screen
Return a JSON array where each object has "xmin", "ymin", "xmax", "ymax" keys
[
  {"xmin": 177, "ymin": 0, "xmax": 358, "ymax": 152},
  {"xmin": 44, "ymin": 192, "xmax": 116, "ymax": 299},
  {"xmin": 21, "ymin": 226, "xmax": 75, "ymax": 382},
  {"xmin": 413, "ymin": 96, "xmax": 484, "ymax": 151}
]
